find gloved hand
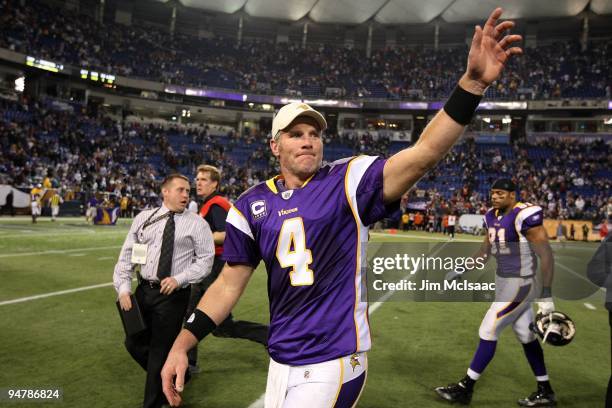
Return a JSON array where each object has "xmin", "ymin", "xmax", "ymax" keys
[{"xmin": 535, "ymin": 297, "xmax": 555, "ymax": 315}]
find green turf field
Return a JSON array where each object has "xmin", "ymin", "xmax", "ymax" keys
[{"xmin": 0, "ymin": 217, "xmax": 608, "ymax": 407}]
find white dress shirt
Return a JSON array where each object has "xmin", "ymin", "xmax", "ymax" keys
[
  {"xmin": 113, "ymin": 204, "xmax": 215, "ymax": 295},
  {"xmin": 187, "ymin": 200, "xmax": 199, "ymax": 213}
]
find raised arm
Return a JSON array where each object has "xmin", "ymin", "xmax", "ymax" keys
[
  {"xmin": 383, "ymin": 8, "xmax": 522, "ymax": 203},
  {"xmin": 161, "ymin": 262, "xmax": 254, "ymax": 406}
]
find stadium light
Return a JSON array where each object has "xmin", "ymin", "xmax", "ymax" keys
[
  {"xmin": 80, "ymin": 69, "xmax": 116, "ymax": 84},
  {"xmin": 25, "ymin": 56, "xmax": 63, "ymax": 72},
  {"xmin": 14, "ymin": 76, "xmax": 25, "ymax": 93}
]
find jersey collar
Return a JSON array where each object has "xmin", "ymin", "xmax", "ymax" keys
[
  {"xmin": 265, "ymin": 173, "xmax": 315, "ymax": 194},
  {"xmin": 495, "ymin": 201, "xmax": 523, "ymax": 218}
]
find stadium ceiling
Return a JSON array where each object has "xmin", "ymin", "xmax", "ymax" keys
[{"xmin": 152, "ymin": 0, "xmax": 611, "ymax": 24}]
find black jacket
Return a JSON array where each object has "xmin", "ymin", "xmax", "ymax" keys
[{"xmin": 587, "ymin": 232, "xmax": 612, "ymax": 310}]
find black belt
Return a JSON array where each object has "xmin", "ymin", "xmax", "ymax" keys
[
  {"xmin": 139, "ymin": 279, "xmax": 188, "ymax": 291},
  {"xmin": 140, "ymin": 279, "xmax": 162, "ymax": 289}
]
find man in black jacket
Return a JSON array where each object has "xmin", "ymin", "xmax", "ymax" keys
[
  {"xmin": 587, "ymin": 230, "xmax": 612, "ymax": 406},
  {"xmin": 185, "ymin": 165, "xmax": 268, "ymax": 374}
]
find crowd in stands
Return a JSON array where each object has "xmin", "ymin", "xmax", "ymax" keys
[
  {"xmin": 0, "ymin": 95, "xmax": 276, "ymax": 210},
  {"xmin": 403, "ymin": 137, "xmax": 612, "ymax": 228},
  {"xmin": 1, "ymin": 94, "xmax": 610, "ymax": 226},
  {"xmin": 1, "ymin": 0, "xmax": 610, "ymax": 101}
]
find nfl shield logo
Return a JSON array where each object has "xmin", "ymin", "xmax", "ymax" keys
[{"xmin": 281, "ymin": 190, "xmax": 293, "ymax": 200}]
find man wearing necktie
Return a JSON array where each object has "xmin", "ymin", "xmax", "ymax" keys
[{"xmin": 113, "ymin": 174, "xmax": 215, "ymax": 408}]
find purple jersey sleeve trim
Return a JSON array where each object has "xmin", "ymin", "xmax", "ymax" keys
[
  {"xmin": 222, "ymin": 223, "xmax": 261, "ymax": 267},
  {"xmin": 354, "ymin": 157, "xmax": 400, "ymax": 226},
  {"xmin": 222, "ymin": 204, "xmax": 262, "ymax": 267},
  {"xmin": 519, "ymin": 207, "xmax": 544, "ymax": 235}
]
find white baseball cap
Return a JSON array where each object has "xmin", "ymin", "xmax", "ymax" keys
[{"xmin": 271, "ymin": 102, "xmax": 327, "ymax": 140}]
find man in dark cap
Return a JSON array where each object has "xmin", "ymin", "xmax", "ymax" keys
[{"xmin": 437, "ymin": 179, "xmax": 557, "ymax": 406}]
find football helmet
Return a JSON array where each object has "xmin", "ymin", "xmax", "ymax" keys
[{"xmin": 530, "ymin": 311, "xmax": 576, "ymax": 346}]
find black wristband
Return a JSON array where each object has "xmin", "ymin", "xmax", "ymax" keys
[
  {"xmin": 541, "ymin": 287, "xmax": 552, "ymax": 298},
  {"xmin": 443, "ymin": 85, "xmax": 483, "ymax": 125},
  {"xmin": 184, "ymin": 309, "xmax": 217, "ymax": 341}
]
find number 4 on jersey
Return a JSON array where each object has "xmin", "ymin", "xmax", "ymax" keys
[{"xmin": 276, "ymin": 217, "xmax": 314, "ymax": 286}]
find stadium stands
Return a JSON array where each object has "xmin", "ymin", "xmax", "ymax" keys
[
  {"xmin": 0, "ymin": 0, "xmax": 609, "ymax": 224},
  {"xmin": 0, "ymin": 0, "xmax": 610, "ymax": 101},
  {"xmin": 1, "ymin": 95, "xmax": 609, "ymax": 223}
]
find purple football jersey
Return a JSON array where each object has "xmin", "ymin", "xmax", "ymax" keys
[
  {"xmin": 223, "ymin": 155, "xmax": 399, "ymax": 365},
  {"xmin": 484, "ymin": 202, "xmax": 544, "ymax": 278}
]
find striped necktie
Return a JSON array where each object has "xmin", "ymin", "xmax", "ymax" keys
[{"xmin": 156, "ymin": 212, "xmax": 175, "ymax": 280}]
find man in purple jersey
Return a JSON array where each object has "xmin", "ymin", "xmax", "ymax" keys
[
  {"xmin": 436, "ymin": 179, "xmax": 556, "ymax": 407},
  {"xmin": 161, "ymin": 8, "xmax": 523, "ymax": 407}
]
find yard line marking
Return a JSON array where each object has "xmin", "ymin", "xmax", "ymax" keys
[
  {"xmin": 68, "ymin": 253, "xmax": 86, "ymax": 257},
  {"xmin": 0, "ymin": 278, "xmax": 137, "ymax": 306},
  {"xmin": 97, "ymin": 256, "xmax": 115, "ymax": 261},
  {"xmin": 0, "ymin": 230, "xmax": 126, "ymax": 239},
  {"xmin": 246, "ymin": 394, "xmax": 265, "ymax": 408},
  {"xmin": 247, "ymin": 241, "xmax": 449, "ymax": 407},
  {"xmin": 552, "ymin": 244, "xmax": 597, "ymax": 252},
  {"xmin": 0, "ymin": 282, "xmax": 113, "ymax": 306},
  {"xmin": 0, "ymin": 245, "xmax": 121, "ymax": 258},
  {"xmin": 554, "ymin": 261, "xmax": 606, "ymax": 294},
  {"xmin": 583, "ymin": 303, "xmax": 596, "ymax": 310},
  {"xmin": 370, "ymin": 232, "xmax": 481, "ymax": 242},
  {"xmin": 556, "ymin": 261, "xmax": 593, "ymax": 285},
  {"xmin": 0, "ymin": 217, "xmax": 131, "ymax": 223}
]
